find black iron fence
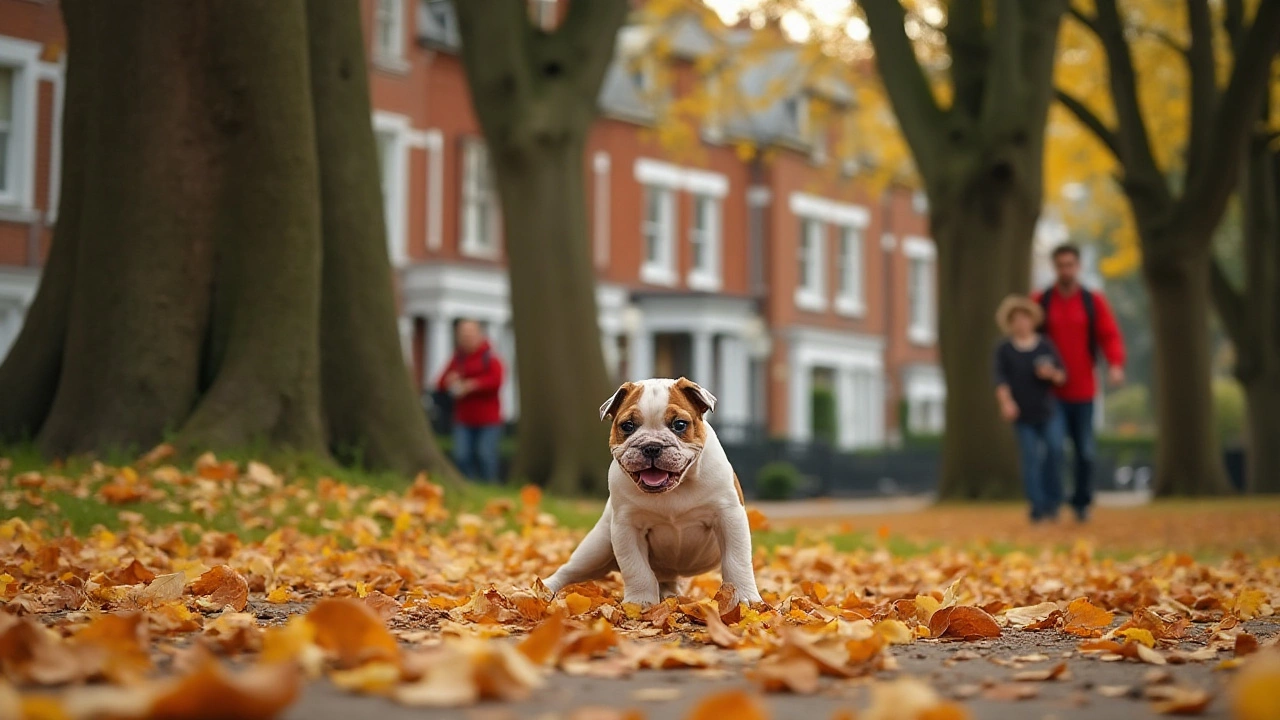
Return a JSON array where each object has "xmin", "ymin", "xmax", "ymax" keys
[{"xmin": 717, "ymin": 423, "xmax": 1247, "ymax": 500}]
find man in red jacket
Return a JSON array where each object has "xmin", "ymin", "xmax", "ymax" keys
[
  {"xmin": 436, "ymin": 319, "xmax": 505, "ymax": 482},
  {"xmin": 1034, "ymin": 244, "xmax": 1126, "ymax": 522}
]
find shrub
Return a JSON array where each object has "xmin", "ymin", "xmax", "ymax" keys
[
  {"xmin": 811, "ymin": 387, "xmax": 837, "ymax": 446},
  {"xmin": 1104, "ymin": 384, "xmax": 1152, "ymax": 435},
  {"xmin": 1213, "ymin": 377, "xmax": 1245, "ymax": 446},
  {"xmin": 755, "ymin": 462, "xmax": 802, "ymax": 501}
]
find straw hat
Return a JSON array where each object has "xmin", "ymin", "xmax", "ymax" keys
[{"xmin": 995, "ymin": 295, "xmax": 1044, "ymax": 332}]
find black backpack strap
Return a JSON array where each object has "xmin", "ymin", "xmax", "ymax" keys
[
  {"xmin": 1080, "ymin": 288, "xmax": 1099, "ymax": 360},
  {"xmin": 1037, "ymin": 289, "xmax": 1052, "ymax": 333}
]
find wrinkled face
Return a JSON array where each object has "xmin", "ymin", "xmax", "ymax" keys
[
  {"xmin": 1053, "ymin": 251, "xmax": 1080, "ymax": 287},
  {"xmin": 600, "ymin": 378, "xmax": 717, "ymax": 494}
]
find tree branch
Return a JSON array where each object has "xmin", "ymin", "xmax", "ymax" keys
[
  {"xmin": 453, "ymin": 0, "xmax": 535, "ymax": 142},
  {"xmin": 1054, "ymin": 88, "xmax": 1122, "ymax": 160},
  {"xmin": 860, "ymin": 0, "xmax": 945, "ymax": 182},
  {"xmin": 1175, "ymin": 0, "xmax": 1280, "ymax": 244},
  {"xmin": 1211, "ymin": 256, "xmax": 1246, "ymax": 347},
  {"xmin": 557, "ymin": 0, "xmax": 629, "ymax": 100},
  {"xmin": 944, "ymin": 0, "xmax": 987, "ymax": 119},
  {"xmin": 1090, "ymin": 0, "xmax": 1170, "ymax": 208},
  {"xmin": 1129, "ymin": 23, "xmax": 1189, "ymax": 56},
  {"xmin": 980, "ymin": 0, "xmax": 1024, "ymax": 132},
  {"xmin": 1184, "ymin": 0, "xmax": 1218, "ymax": 188},
  {"xmin": 1066, "ymin": 4, "xmax": 1098, "ymax": 33}
]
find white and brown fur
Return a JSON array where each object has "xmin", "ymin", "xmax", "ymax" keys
[{"xmin": 543, "ymin": 378, "xmax": 762, "ymax": 608}]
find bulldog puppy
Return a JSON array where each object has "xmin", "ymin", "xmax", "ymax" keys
[{"xmin": 543, "ymin": 377, "xmax": 762, "ymax": 609}]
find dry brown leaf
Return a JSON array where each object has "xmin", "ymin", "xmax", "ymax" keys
[
  {"xmin": 928, "ymin": 606, "xmax": 1001, "ymax": 640},
  {"xmin": 72, "ymin": 612, "xmax": 151, "ymax": 681},
  {"xmin": 136, "ymin": 572, "xmax": 186, "ymax": 607},
  {"xmin": 147, "ymin": 656, "xmax": 301, "ymax": 719},
  {"xmin": 516, "ymin": 611, "xmax": 567, "ymax": 665},
  {"xmin": 1003, "ymin": 602, "xmax": 1059, "ymax": 628},
  {"xmin": 1098, "ymin": 685, "xmax": 1133, "ymax": 698},
  {"xmin": 686, "ymin": 689, "xmax": 769, "ymax": 720},
  {"xmin": 746, "ymin": 652, "xmax": 821, "ymax": 694},
  {"xmin": 108, "ymin": 559, "xmax": 158, "ymax": 586},
  {"xmin": 363, "ymin": 591, "xmax": 402, "ymax": 622},
  {"xmin": 863, "ymin": 677, "xmax": 972, "ymax": 719},
  {"xmin": 1062, "ymin": 597, "xmax": 1114, "ymax": 637},
  {"xmin": 0, "ymin": 616, "xmax": 103, "ymax": 685},
  {"xmin": 305, "ymin": 598, "xmax": 399, "ymax": 668},
  {"xmin": 1013, "ymin": 661, "xmax": 1068, "ymax": 682},
  {"xmin": 190, "ymin": 565, "xmax": 249, "ymax": 612},
  {"xmin": 1146, "ymin": 686, "xmax": 1212, "ymax": 715},
  {"xmin": 983, "ymin": 683, "xmax": 1040, "ymax": 701},
  {"xmin": 1235, "ymin": 633, "xmax": 1259, "ymax": 658}
]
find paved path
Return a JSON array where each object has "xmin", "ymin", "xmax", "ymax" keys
[
  {"xmin": 284, "ymin": 622, "xmax": 1269, "ymax": 720},
  {"xmin": 752, "ymin": 490, "xmax": 1152, "ymax": 521}
]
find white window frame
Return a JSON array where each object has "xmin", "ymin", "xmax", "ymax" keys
[
  {"xmin": 687, "ymin": 194, "xmax": 721, "ymax": 292},
  {"xmin": 794, "ymin": 217, "xmax": 825, "ymax": 312},
  {"xmin": 904, "ymin": 236, "xmax": 937, "ymax": 345},
  {"xmin": 834, "ymin": 224, "xmax": 866, "ymax": 317},
  {"xmin": 530, "ymin": 0, "xmax": 558, "ymax": 30},
  {"xmin": 460, "ymin": 137, "xmax": 501, "ymax": 259},
  {"xmin": 640, "ymin": 184, "xmax": 676, "ymax": 286},
  {"xmin": 372, "ymin": 0, "xmax": 408, "ymax": 71},
  {"xmin": 702, "ymin": 74, "xmax": 724, "ymax": 143},
  {"xmin": 0, "ymin": 37, "xmax": 40, "ymax": 213},
  {"xmin": 633, "ymin": 158, "xmax": 729, "ymax": 289},
  {"xmin": 373, "ymin": 112, "xmax": 409, "ymax": 266}
]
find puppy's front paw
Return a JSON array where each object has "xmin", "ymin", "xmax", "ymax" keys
[
  {"xmin": 622, "ymin": 592, "xmax": 661, "ymax": 609},
  {"xmin": 735, "ymin": 589, "xmax": 763, "ymax": 607}
]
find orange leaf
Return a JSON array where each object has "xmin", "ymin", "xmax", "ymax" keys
[
  {"xmin": 189, "ymin": 565, "xmax": 249, "ymax": 612},
  {"xmin": 1231, "ymin": 649, "xmax": 1280, "ymax": 720},
  {"xmin": 928, "ymin": 606, "xmax": 1002, "ymax": 640},
  {"xmin": 1063, "ymin": 597, "xmax": 1113, "ymax": 637},
  {"xmin": 517, "ymin": 611, "xmax": 567, "ymax": 665},
  {"xmin": 686, "ymin": 689, "xmax": 769, "ymax": 720},
  {"xmin": 148, "ymin": 657, "xmax": 300, "ymax": 720},
  {"xmin": 564, "ymin": 592, "xmax": 593, "ymax": 616},
  {"xmin": 107, "ymin": 559, "xmax": 156, "ymax": 586},
  {"xmin": 72, "ymin": 612, "xmax": 151, "ymax": 682},
  {"xmin": 746, "ymin": 507, "xmax": 770, "ymax": 531},
  {"xmin": 519, "ymin": 484, "xmax": 542, "ymax": 510},
  {"xmin": 1235, "ymin": 634, "xmax": 1259, "ymax": 658},
  {"xmin": 305, "ymin": 598, "xmax": 399, "ymax": 668},
  {"xmin": 746, "ymin": 652, "xmax": 820, "ymax": 694}
]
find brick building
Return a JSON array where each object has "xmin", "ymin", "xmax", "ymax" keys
[{"xmin": 0, "ymin": 0, "xmax": 952, "ymax": 449}]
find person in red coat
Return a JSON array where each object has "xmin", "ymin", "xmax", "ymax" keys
[
  {"xmin": 1034, "ymin": 244, "xmax": 1126, "ymax": 522},
  {"xmin": 436, "ymin": 319, "xmax": 505, "ymax": 482}
]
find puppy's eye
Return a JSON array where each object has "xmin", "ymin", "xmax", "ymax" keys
[
  {"xmin": 619, "ymin": 420, "xmax": 637, "ymax": 434},
  {"xmin": 671, "ymin": 419, "xmax": 689, "ymax": 433}
]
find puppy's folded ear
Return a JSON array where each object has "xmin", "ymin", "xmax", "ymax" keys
[
  {"xmin": 599, "ymin": 382, "xmax": 635, "ymax": 421},
  {"xmin": 675, "ymin": 377, "xmax": 717, "ymax": 416}
]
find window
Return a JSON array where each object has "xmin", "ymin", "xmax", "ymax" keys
[
  {"xmin": 461, "ymin": 139, "xmax": 500, "ymax": 257},
  {"xmin": 688, "ymin": 194, "xmax": 721, "ymax": 291},
  {"xmin": 794, "ymin": 218, "xmax": 825, "ymax": 311},
  {"xmin": 783, "ymin": 95, "xmax": 809, "ymax": 141},
  {"xmin": 641, "ymin": 184, "xmax": 675, "ymax": 285},
  {"xmin": 905, "ymin": 237, "xmax": 937, "ymax": 344},
  {"xmin": 421, "ymin": 0, "xmax": 460, "ymax": 47},
  {"xmin": 373, "ymin": 0, "xmax": 405, "ymax": 62},
  {"xmin": 0, "ymin": 67, "xmax": 13, "ymax": 199},
  {"xmin": 374, "ymin": 125, "xmax": 406, "ymax": 265},
  {"xmin": 703, "ymin": 75, "xmax": 724, "ymax": 142},
  {"xmin": 835, "ymin": 225, "xmax": 865, "ymax": 316},
  {"xmin": 529, "ymin": 0, "xmax": 558, "ymax": 30}
]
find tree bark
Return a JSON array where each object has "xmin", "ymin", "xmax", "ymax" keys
[
  {"xmin": 0, "ymin": 0, "xmax": 450, "ymax": 479},
  {"xmin": 1144, "ymin": 250, "xmax": 1231, "ymax": 496},
  {"xmin": 1242, "ymin": 374, "xmax": 1280, "ymax": 493},
  {"xmin": 932, "ymin": 176, "xmax": 1037, "ymax": 500},
  {"xmin": 493, "ymin": 136, "xmax": 613, "ymax": 495},
  {"xmin": 306, "ymin": 0, "xmax": 456, "ymax": 479},
  {"xmin": 454, "ymin": 0, "xmax": 628, "ymax": 494},
  {"xmin": 861, "ymin": 0, "xmax": 1065, "ymax": 499}
]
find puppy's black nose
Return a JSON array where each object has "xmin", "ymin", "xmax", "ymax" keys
[{"xmin": 641, "ymin": 444, "xmax": 663, "ymax": 460}]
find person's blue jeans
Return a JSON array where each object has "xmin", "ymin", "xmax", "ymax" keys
[
  {"xmin": 452, "ymin": 423, "xmax": 503, "ymax": 483},
  {"xmin": 1015, "ymin": 413, "xmax": 1066, "ymax": 520},
  {"xmin": 1053, "ymin": 401, "xmax": 1096, "ymax": 513}
]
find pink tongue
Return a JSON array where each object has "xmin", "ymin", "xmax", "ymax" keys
[{"xmin": 639, "ymin": 469, "xmax": 670, "ymax": 487}]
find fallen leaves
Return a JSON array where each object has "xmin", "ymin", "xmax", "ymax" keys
[
  {"xmin": 927, "ymin": 606, "xmax": 1002, "ymax": 640},
  {"xmin": 2, "ymin": 453, "xmax": 1279, "ymax": 718},
  {"xmin": 1063, "ymin": 597, "xmax": 1115, "ymax": 637}
]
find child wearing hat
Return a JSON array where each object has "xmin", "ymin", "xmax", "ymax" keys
[{"xmin": 993, "ymin": 295, "xmax": 1068, "ymax": 523}]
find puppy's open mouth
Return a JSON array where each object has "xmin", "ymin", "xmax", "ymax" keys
[{"xmin": 628, "ymin": 466, "xmax": 686, "ymax": 493}]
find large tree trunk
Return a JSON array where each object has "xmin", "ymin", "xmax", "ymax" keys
[
  {"xmin": 454, "ymin": 0, "xmax": 628, "ymax": 494},
  {"xmin": 932, "ymin": 180, "xmax": 1037, "ymax": 500},
  {"xmin": 307, "ymin": 0, "xmax": 455, "ymax": 478},
  {"xmin": 1242, "ymin": 374, "xmax": 1280, "ymax": 493},
  {"xmin": 0, "ymin": 0, "xmax": 450, "ymax": 479},
  {"xmin": 494, "ymin": 138, "xmax": 612, "ymax": 495},
  {"xmin": 1144, "ymin": 249, "xmax": 1231, "ymax": 496}
]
